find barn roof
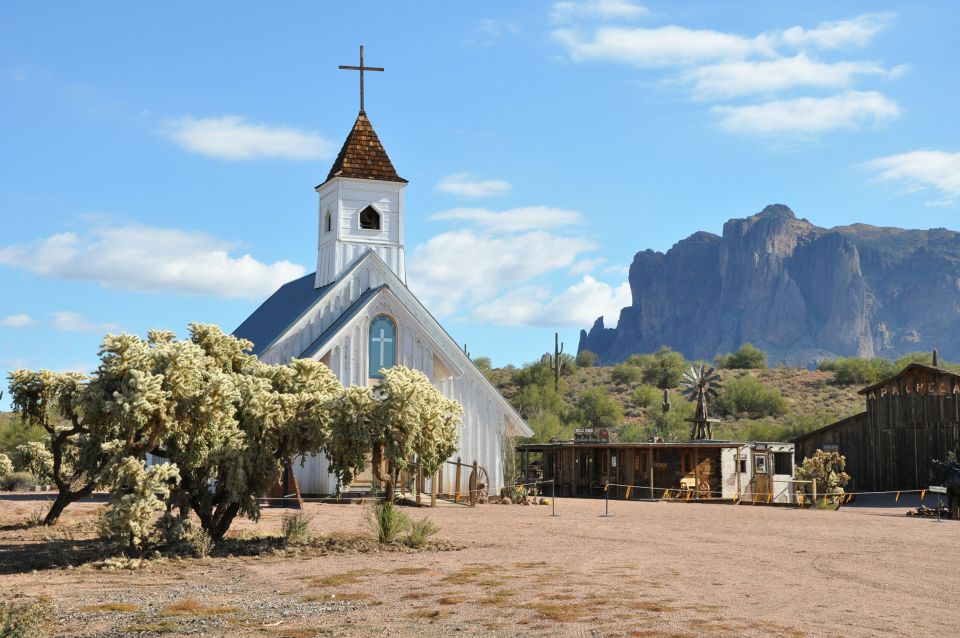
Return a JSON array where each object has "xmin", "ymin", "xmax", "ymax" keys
[
  {"xmin": 858, "ymin": 362, "xmax": 960, "ymax": 395},
  {"xmin": 320, "ymin": 111, "xmax": 406, "ymax": 187}
]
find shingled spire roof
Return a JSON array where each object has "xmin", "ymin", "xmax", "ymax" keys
[{"xmin": 321, "ymin": 111, "xmax": 406, "ymax": 186}]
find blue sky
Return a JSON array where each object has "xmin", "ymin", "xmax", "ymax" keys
[{"xmin": 2, "ymin": 1, "xmax": 959, "ymax": 406}]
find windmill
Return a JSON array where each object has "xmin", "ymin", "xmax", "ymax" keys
[{"xmin": 680, "ymin": 364, "xmax": 722, "ymax": 440}]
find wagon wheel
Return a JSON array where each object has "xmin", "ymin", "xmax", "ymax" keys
[
  {"xmin": 696, "ymin": 481, "xmax": 711, "ymax": 499},
  {"xmin": 475, "ymin": 465, "xmax": 489, "ymax": 501}
]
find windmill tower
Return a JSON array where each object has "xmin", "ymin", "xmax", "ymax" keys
[{"xmin": 680, "ymin": 364, "xmax": 722, "ymax": 440}]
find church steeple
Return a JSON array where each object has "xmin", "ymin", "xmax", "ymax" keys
[
  {"xmin": 314, "ymin": 48, "xmax": 406, "ymax": 289},
  {"xmin": 320, "ymin": 111, "xmax": 406, "ymax": 187}
]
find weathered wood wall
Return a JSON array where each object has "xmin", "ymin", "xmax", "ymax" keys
[{"xmin": 794, "ymin": 394, "xmax": 960, "ymax": 491}]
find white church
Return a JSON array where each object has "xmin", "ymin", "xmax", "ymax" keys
[{"xmin": 233, "ymin": 60, "xmax": 532, "ymax": 496}]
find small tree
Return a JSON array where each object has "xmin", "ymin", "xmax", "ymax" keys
[
  {"xmin": 472, "ymin": 356, "xmax": 492, "ymax": 375},
  {"xmin": 642, "ymin": 347, "xmax": 687, "ymax": 389},
  {"xmin": 795, "ymin": 449, "xmax": 851, "ymax": 507},
  {"xmin": 631, "ymin": 384, "xmax": 660, "ymax": 408},
  {"xmin": 327, "ymin": 366, "xmax": 462, "ymax": 501},
  {"xmin": 611, "ymin": 364, "xmax": 642, "ymax": 385},
  {"xmin": 575, "ymin": 350, "xmax": 597, "ymax": 368},
  {"xmin": 574, "ymin": 388, "xmax": 623, "ymax": 431},
  {"xmin": 716, "ymin": 343, "xmax": 767, "ymax": 369}
]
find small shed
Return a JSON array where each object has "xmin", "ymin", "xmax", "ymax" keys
[
  {"xmin": 517, "ymin": 439, "xmax": 797, "ymax": 503},
  {"xmin": 793, "ymin": 361, "xmax": 960, "ymax": 491}
]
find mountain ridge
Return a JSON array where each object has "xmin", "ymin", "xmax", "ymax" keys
[{"xmin": 579, "ymin": 205, "xmax": 960, "ymax": 366}]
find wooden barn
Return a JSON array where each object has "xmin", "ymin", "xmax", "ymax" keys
[
  {"xmin": 793, "ymin": 359, "xmax": 960, "ymax": 492},
  {"xmin": 517, "ymin": 435, "xmax": 797, "ymax": 503}
]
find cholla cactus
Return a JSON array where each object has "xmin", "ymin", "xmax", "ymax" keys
[
  {"xmin": 0, "ymin": 453, "xmax": 12, "ymax": 478},
  {"xmin": 795, "ymin": 449, "xmax": 851, "ymax": 504},
  {"xmin": 100, "ymin": 456, "xmax": 180, "ymax": 552},
  {"xmin": 327, "ymin": 366, "xmax": 461, "ymax": 500},
  {"xmin": 13, "ymin": 442, "xmax": 54, "ymax": 482}
]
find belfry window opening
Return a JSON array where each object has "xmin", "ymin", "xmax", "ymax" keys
[
  {"xmin": 359, "ymin": 205, "xmax": 381, "ymax": 230},
  {"xmin": 368, "ymin": 314, "xmax": 396, "ymax": 378}
]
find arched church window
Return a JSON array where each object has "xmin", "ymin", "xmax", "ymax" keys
[
  {"xmin": 369, "ymin": 314, "xmax": 396, "ymax": 378},
  {"xmin": 325, "ymin": 211, "xmax": 332, "ymax": 233},
  {"xmin": 359, "ymin": 205, "xmax": 381, "ymax": 230}
]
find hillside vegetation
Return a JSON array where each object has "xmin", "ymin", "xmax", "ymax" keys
[{"xmin": 486, "ymin": 346, "xmax": 950, "ymax": 444}]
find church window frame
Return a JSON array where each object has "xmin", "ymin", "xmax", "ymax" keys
[
  {"xmin": 325, "ymin": 209, "xmax": 333, "ymax": 233},
  {"xmin": 359, "ymin": 204, "xmax": 382, "ymax": 231},
  {"xmin": 368, "ymin": 314, "xmax": 397, "ymax": 379}
]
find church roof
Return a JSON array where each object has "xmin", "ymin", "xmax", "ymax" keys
[
  {"xmin": 232, "ymin": 273, "xmax": 332, "ymax": 357},
  {"xmin": 321, "ymin": 111, "xmax": 407, "ymax": 186}
]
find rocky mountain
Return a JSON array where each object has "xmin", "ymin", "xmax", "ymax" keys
[{"xmin": 579, "ymin": 205, "xmax": 960, "ymax": 366}]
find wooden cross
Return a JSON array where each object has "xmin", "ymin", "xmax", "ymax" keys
[
  {"xmin": 371, "ymin": 327, "xmax": 393, "ymax": 366},
  {"xmin": 339, "ymin": 45, "xmax": 384, "ymax": 113}
]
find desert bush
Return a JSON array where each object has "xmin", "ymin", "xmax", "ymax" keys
[
  {"xmin": 650, "ymin": 398, "xmax": 694, "ymax": 441},
  {"xmin": 527, "ymin": 414, "xmax": 568, "ymax": 443},
  {"xmin": 405, "ymin": 517, "xmax": 439, "ymax": 548},
  {"xmin": 11, "ymin": 443, "xmax": 52, "ymax": 483},
  {"xmin": 281, "ymin": 511, "xmax": 313, "ymax": 546},
  {"xmin": 611, "ymin": 364, "xmax": 642, "ymax": 385},
  {"xmin": 641, "ymin": 347, "xmax": 687, "ymax": 389},
  {"xmin": 716, "ymin": 343, "xmax": 767, "ymax": 369},
  {"xmin": 364, "ymin": 499, "xmax": 410, "ymax": 543},
  {"xmin": 573, "ymin": 388, "xmax": 623, "ymax": 430},
  {"xmin": 99, "ymin": 457, "xmax": 180, "ymax": 553},
  {"xmin": 575, "ymin": 350, "xmax": 596, "ymax": 368},
  {"xmin": 0, "ymin": 454, "xmax": 12, "ymax": 478},
  {"xmin": 717, "ymin": 376, "xmax": 787, "ymax": 418},
  {"xmin": 631, "ymin": 384, "xmax": 660, "ymax": 408},
  {"xmin": 817, "ymin": 357, "xmax": 894, "ymax": 385},
  {"xmin": 0, "ymin": 596, "xmax": 50, "ymax": 638},
  {"xmin": 1, "ymin": 472, "xmax": 36, "ymax": 492},
  {"xmin": 156, "ymin": 514, "xmax": 213, "ymax": 557},
  {"xmin": 472, "ymin": 356, "xmax": 492, "ymax": 374}
]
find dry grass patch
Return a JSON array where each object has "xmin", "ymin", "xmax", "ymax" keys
[
  {"xmin": 635, "ymin": 601, "xmax": 676, "ymax": 613},
  {"xmin": 389, "ymin": 566, "xmax": 429, "ymax": 575},
  {"xmin": 160, "ymin": 598, "xmax": 240, "ymax": 617},
  {"xmin": 527, "ymin": 602, "xmax": 585, "ymax": 622},
  {"xmin": 80, "ymin": 602, "xmax": 141, "ymax": 613},
  {"xmin": 512, "ymin": 561, "xmax": 547, "ymax": 569},
  {"xmin": 310, "ymin": 569, "xmax": 379, "ymax": 587},
  {"xmin": 437, "ymin": 595, "xmax": 466, "ymax": 605},
  {"xmin": 440, "ymin": 564, "xmax": 501, "ymax": 585},
  {"xmin": 408, "ymin": 608, "xmax": 448, "ymax": 621},
  {"xmin": 629, "ymin": 631, "xmax": 693, "ymax": 638},
  {"xmin": 124, "ymin": 620, "xmax": 180, "ymax": 634},
  {"xmin": 479, "ymin": 590, "xmax": 515, "ymax": 607}
]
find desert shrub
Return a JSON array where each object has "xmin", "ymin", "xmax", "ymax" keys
[
  {"xmin": 0, "ymin": 596, "xmax": 50, "ymax": 638},
  {"xmin": 641, "ymin": 347, "xmax": 687, "ymax": 389},
  {"xmin": 611, "ymin": 364, "xmax": 642, "ymax": 385},
  {"xmin": 716, "ymin": 343, "xmax": 767, "ymax": 369},
  {"xmin": 616, "ymin": 421, "xmax": 646, "ymax": 442},
  {"xmin": 575, "ymin": 350, "xmax": 596, "ymax": 368},
  {"xmin": 472, "ymin": 356, "xmax": 492, "ymax": 374},
  {"xmin": 527, "ymin": 413, "xmax": 569, "ymax": 443},
  {"xmin": 631, "ymin": 384, "xmax": 660, "ymax": 408},
  {"xmin": 651, "ymin": 398, "xmax": 694, "ymax": 441},
  {"xmin": 281, "ymin": 511, "xmax": 313, "ymax": 546},
  {"xmin": 405, "ymin": 517, "xmax": 439, "ymax": 548},
  {"xmin": 573, "ymin": 388, "xmax": 623, "ymax": 430},
  {"xmin": 0, "ymin": 454, "xmax": 12, "ymax": 478},
  {"xmin": 1, "ymin": 472, "xmax": 36, "ymax": 491},
  {"xmin": 0, "ymin": 413, "xmax": 46, "ymax": 458},
  {"xmin": 364, "ymin": 500, "xmax": 410, "ymax": 543},
  {"xmin": 817, "ymin": 357, "xmax": 894, "ymax": 385},
  {"xmin": 156, "ymin": 514, "xmax": 213, "ymax": 557},
  {"xmin": 717, "ymin": 376, "xmax": 787, "ymax": 418},
  {"xmin": 11, "ymin": 443, "xmax": 52, "ymax": 483}
]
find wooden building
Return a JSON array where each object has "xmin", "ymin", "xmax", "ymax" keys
[
  {"xmin": 793, "ymin": 362, "xmax": 960, "ymax": 492},
  {"xmin": 517, "ymin": 438, "xmax": 797, "ymax": 503}
]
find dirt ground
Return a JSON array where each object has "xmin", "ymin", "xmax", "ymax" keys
[{"xmin": 1, "ymin": 495, "xmax": 958, "ymax": 638}]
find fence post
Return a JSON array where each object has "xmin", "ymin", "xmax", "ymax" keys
[
  {"xmin": 454, "ymin": 457, "xmax": 462, "ymax": 504},
  {"xmin": 600, "ymin": 483, "xmax": 613, "ymax": 517},
  {"xmin": 551, "ymin": 480, "xmax": 557, "ymax": 517},
  {"xmin": 812, "ymin": 480, "xmax": 817, "ymax": 511}
]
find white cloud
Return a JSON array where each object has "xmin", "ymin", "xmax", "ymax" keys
[
  {"xmin": 429, "ymin": 206, "xmax": 583, "ymax": 232},
  {"xmin": 466, "ymin": 19, "xmax": 519, "ymax": 46},
  {"xmin": 472, "ymin": 276, "xmax": 631, "ymax": 327},
  {"xmin": 863, "ymin": 150, "xmax": 960, "ymax": 205},
  {"xmin": 683, "ymin": 54, "xmax": 889, "ymax": 99},
  {"xmin": 553, "ymin": 25, "xmax": 776, "ymax": 67},
  {"xmin": 0, "ymin": 222, "xmax": 305, "ymax": 299},
  {"xmin": 552, "ymin": 0, "xmax": 648, "ymax": 22},
  {"xmin": 780, "ymin": 13, "xmax": 893, "ymax": 50},
  {"xmin": 407, "ymin": 230, "xmax": 597, "ymax": 317},
  {"xmin": 435, "ymin": 173, "xmax": 513, "ymax": 198},
  {"xmin": 603, "ymin": 264, "xmax": 630, "ymax": 275},
  {"xmin": 50, "ymin": 311, "xmax": 120, "ymax": 333},
  {"xmin": 0, "ymin": 314, "xmax": 35, "ymax": 328},
  {"xmin": 712, "ymin": 91, "xmax": 900, "ymax": 135},
  {"xmin": 568, "ymin": 258, "xmax": 606, "ymax": 275},
  {"xmin": 162, "ymin": 115, "xmax": 335, "ymax": 161}
]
